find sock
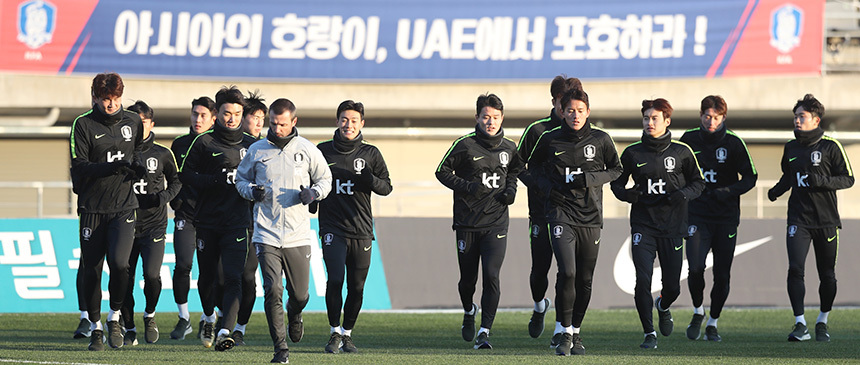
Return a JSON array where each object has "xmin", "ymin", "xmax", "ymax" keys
[
  {"xmin": 571, "ymin": 326, "xmax": 580, "ymax": 334},
  {"xmin": 331, "ymin": 326, "xmax": 342, "ymax": 334},
  {"xmin": 817, "ymin": 311, "xmax": 829, "ymax": 324},
  {"xmin": 466, "ymin": 304, "xmax": 476, "ymax": 315},
  {"xmin": 564, "ymin": 326, "xmax": 574, "ymax": 335},
  {"xmin": 204, "ymin": 313, "xmax": 217, "ymax": 323},
  {"xmin": 478, "ymin": 327, "xmax": 489, "ymax": 336},
  {"xmin": 91, "ymin": 321, "xmax": 103, "ymax": 331},
  {"xmin": 645, "ymin": 331, "xmax": 657, "ymax": 338},
  {"xmin": 80, "ymin": 311, "xmax": 89, "ymax": 320},
  {"xmin": 554, "ymin": 322, "xmax": 564, "ymax": 334},
  {"xmin": 200, "ymin": 313, "xmax": 207, "ymax": 322},
  {"xmin": 217, "ymin": 309, "xmax": 223, "ymax": 318},
  {"xmin": 217, "ymin": 328, "xmax": 230, "ymax": 337},
  {"xmin": 126, "ymin": 327, "xmax": 137, "ymax": 332},
  {"xmin": 177, "ymin": 303, "xmax": 189, "ymax": 320},
  {"xmin": 107, "ymin": 309, "xmax": 120, "ymax": 322},
  {"xmin": 795, "ymin": 315, "xmax": 806, "ymax": 326},
  {"xmin": 707, "ymin": 316, "xmax": 718, "ymax": 327},
  {"xmin": 655, "ymin": 297, "xmax": 666, "ymax": 312},
  {"xmin": 343, "ymin": 329, "xmax": 352, "ymax": 337},
  {"xmin": 535, "ymin": 299, "xmax": 547, "ymax": 313},
  {"xmin": 234, "ymin": 324, "xmax": 246, "ymax": 334},
  {"xmin": 694, "ymin": 306, "xmax": 705, "ymax": 315},
  {"xmin": 144, "ymin": 311, "xmax": 155, "ymax": 319}
]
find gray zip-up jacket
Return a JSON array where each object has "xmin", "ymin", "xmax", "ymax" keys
[{"xmin": 236, "ymin": 135, "xmax": 332, "ymax": 248}]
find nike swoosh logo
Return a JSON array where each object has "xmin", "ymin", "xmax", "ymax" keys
[
  {"xmin": 694, "ymin": 151, "xmax": 701, "ymax": 154},
  {"xmin": 363, "ymin": 246, "xmax": 371, "ymax": 251},
  {"xmin": 728, "ymin": 233, "xmax": 736, "ymax": 238},
  {"xmin": 212, "ymin": 152, "xmax": 224, "ymax": 157},
  {"xmin": 95, "ymin": 134, "xmax": 106, "ymax": 139},
  {"xmin": 554, "ymin": 151, "xmax": 565, "ymax": 156},
  {"xmin": 236, "ymin": 236, "xmax": 246, "ymax": 242},
  {"xmin": 180, "ymin": 154, "xmax": 186, "ymax": 159},
  {"xmin": 497, "ymin": 234, "xmax": 506, "ymax": 239},
  {"xmin": 828, "ymin": 235, "xmax": 837, "ymax": 242},
  {"xmin": 636, "ymin": 162, "xmax": 647, "ymax": 167},
  {"xmin": 306, "ymin": 253, "xmax": 312, "ymax": 259},
  {"xmin": 674, "ymin": 244, "xmax": 683, "ymax": 251},
  {"xmin": 473, "ymin": 156, "xmax": 485, "ymax": 161},
  {"xmin": 595, "ymin": 239, "xmax": 600, "ymax": 245},
  {"xmin": 126, "ymin": 218, "xmax": 134, "ymax": 223},
  {"xmin": 154, "ymin": 237, "xmax": 164, "ymax": 242},
  {"xmin": 613, "ymin": 236, "xmax": 773, "ymax": 295},
  {"xmin": 789, "ymin": 157, "xmax": 798, "ymax": 162},
  {"xmin": 328, "ymin": 162, "xmax": 336, "ymax": 166}
]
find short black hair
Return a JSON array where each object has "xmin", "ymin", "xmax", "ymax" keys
[
  {"xmin": 793, "ymin": 93, "xmax": 825, "ymax": 119},
  {"xmin": 243, "ymin": 90, "xmax": 267, "ymax": 118},
  {"xmin": 127, "ymin": 100, "xmax": 153, "ymax": 120},
  {"xmin": 191, "ymin": 96, "xmax": 216, "ymax": 113},
  {"xmin": 269, "ymin": 98, "xmax": 297, "ymax": 118},
  {"xmin": 560, "ymin": 89, "xmax": 589, "ymax": 111},
  {"xmin": 476, "ymin": 93, "xmax": 503, "ymax": 115},
  {"xmin": 91, "ymin": 72, "xmax": 124, "ymax": 99},
  {"xmin": 337, "ymin": 100, "xmax": 365, "ymax": 119},
  {"xmin": 214, "ymin": 85, "xmax": 246, "ymax": 112},
  {"xmin": 641, "ymin": 98, "xmax": 673, "ymax": 119},
  {"xmin": 550, "ymin": 75, "xmax": 583, "ymax": 100}
]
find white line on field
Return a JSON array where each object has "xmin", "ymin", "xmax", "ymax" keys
[{"xmin": 0, "ymin": 359, "xmax": 113, "ymax": 365}]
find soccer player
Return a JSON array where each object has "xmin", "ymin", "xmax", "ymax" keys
[
  {"xmin": 70, "ymin": 72, "xmax": 144, "ymax": 351},
  {"xmin": 179, "ymin": 86, "xmax": 257, "ymax": 351},
  {"xmin": 520, "ymin": 89, "xmax": 621, "ymax": 355},
  {"xmin": 767, "ymin": 94, "xmax": 854, "ymax": 342},
  {"xmin": 168, "ymin": 96, "xmax": 216, "ymax": 340},
  {"xmin": 610, "ymin": 98, "xmax": 704, "ymax": 349},
  {"xmin": 317, "ymin": 100, "xmax": 393, "ymax": 353},
  {"xmin": 517, "ymin": 75, "xmax": 583, "ymax": 339},
  {"xmin": 436, "ymin": 93, "xmax": 522, "ymax": 350},
  {"xmin": 679, "ymin": 96, "xmax": 757, "ymax": 342},
  {"xmin": 120, "ymin": 101, "xmax": 181, "ymax": 345},
  {"xmin": 242, "ymin": 90, "xmax": 267, "ymax": 139},
  {"xmin": 236, "ymin": 98, "xmax": 332, "ymax": 364}
]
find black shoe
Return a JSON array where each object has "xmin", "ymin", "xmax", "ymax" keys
[
  {"xmin": 342, "ymin": 335, "xmax": 358, "ymax": 353},
  {"xmin": 197, "ymin": 320, "xmax": 204, "ymax": 339},
  {"xmin": 571, "ymin": 333, "xmax": 586, "ymax": 355},
  {"xmin": 655, "ymin": 297, "xmax": 673, "ymax": 336},
  {"xmin": 788, "ymin": 322, "xmax": 810, "ymax": 342},
  {"xmin": 462, "ymin": 303, "xmax": 477, "ymax": 342},
  {"xmin": 214, "ymin": 333, "xmax": 235, "ymax": 351},
  {"xmin": 74, "ymin": 318, "xmax": 92, "ymax": 339},
  {"xmin": 528, "ymin": 298, "xmax": 550, "ymax": 338},
  {"xmin": 271, "ymin": 349, "xmax": 289, "ymax": 363},
  {"xmin": 555, "ymin": 333, "xmax": 572, "ymax": 356},
  {"xmin": 473, "ymin": 331, "xmax": 492, "ymax": 349},
  {"xmin": 143, "ymin": 317, "xmax": 159, "ymax": 343},
  {"xmin": 106, "ymin": 321, "xmax": 124, "ymax": 348},
  {"xmin": 325, "ymin": 332, "xmax": 343, "ymax": 353},
  {"xmin": 288, "ymin": 313, "xmax": 304, "ymax": 343},
  {"xmin": 88, "ymin": 329, "xmax": 104, "ymax": 351},
  {"xmin": 704, "ymin": 326, "xmax": 722, "ymax": 342},
  {"xmin": 815, "ymin": 322, "xmax": 830, "ymax": 342},
  {"xmin": 170, "ymin": 318, "xmax": 192, "ymax": 340},
  {"xmin": 686, "ymin": 313, "xmax": 704, "ymax": 340},
  {"xmin": 123, "ymin": 330, "xmax": 138, "ymax": 346},
  {"xmin": 200, "ymin": 321, "xmax": 215, "ymax": 348},
  {"xmin": 640, "ymin": 333, "xmax": 657, "ymax": 349},
  {"xmin": 550, "ymin": 332, "xmax": 563, "ymax": 349},
  {"xmin": 231, "ymin": 330, "xmax": 245, "ymax": 346}
]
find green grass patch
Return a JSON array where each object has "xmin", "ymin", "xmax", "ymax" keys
[{"xmin": 1, "ymin": 308, "xmax": 858, "ymax": 364}]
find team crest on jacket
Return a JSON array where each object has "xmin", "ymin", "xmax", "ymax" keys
[
  {"xmin": 294, "ymin": 153, "xmax": 304, "ymax": 164},
  {"xmin": 458, "ymin": 239, "xmax": 466, "ymax": 253},
  {"xmin": 146, "ymin": 157, "xmax": 158, "ymax": 173},
  {"xmin": 788, "ymin": 225, "xmax": 798, "ymax": 237},
  {"xmin": 552, "ymin": 225, "xmax": 563, "ymax": 238},
  {"xmin": 353, "ymin": 158, "xmax": 366, "ymax": 173},
  {"xmin": 323, "ymin": 233, "xmax": 333, "ymax": 246},
  {"xmin": 584, "ymin": 145, "xmax": 596, "ymax": 161},
  {"xmin": 81, "ymin": 227, "xmax": 92, "ymax": 241},
  {"xmin": 176, "ymin": 219, "xmax": 186, "ymax": 230},
  {"xmin": 121, "ymin": 125, "xmax": 133, "ymax": 141},
  {"xmin": 632, "ymin": 232, "xmax": 642, "ymax": 246},
  {"xmin": 716, "ymin": 147, "xmax": 728, "ymax": 163},
  {"xmin": 811, "ymin": 151, "xmax": 822, "ymax": 166},
  {"xmin": 688, "ymin": 225, "xmax": 697, "ymax": 237},
  {"xmin": 664, "ymin": 156, "xmax": 676, "ymax": 172},
  {"xmin": 499, "ymin": 151, "xmax": 509, "ymax": 167},
  {"xmin": 16, "ymin": 0, "xmax": 56, "ymax": 49}
]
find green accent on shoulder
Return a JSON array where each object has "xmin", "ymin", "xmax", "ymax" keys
[
  {"xmin": 503, "ymin": 136, "xmax": 516, "ymax": 143},
  {"xmin": 178, "ymin": 130, "xmax": 212, "ymax": 172},
  {"xmin": 727, "ymin": 129, "xmax": 758, "ymax": 175},
  {"xmin": 527, "ymin": 126, "xmax": 562, "ymax": 162},
  {"xmin": 69, "ymin": 110, "xmax": 94, "ymax": 159},
  {"xmin": 318, "ymin": 138, "xmax": 333, "ymax": 146},
  {"xmin": 685, "ymin": 127, "xmax": 701, "ymax": 133},
  {"xmin": 155, "ymin": 142, "xmax": 180, "ymax": 168},
  {"xmin": 173, "ymin": 133, "xmax": 190, "ymax": 140},
  {"xmin": 822, "ymin": 136, "xmax": 854, "ymax": 177},
  {"xmin": 672, "ymin": 140, "xmax": 704, "ymax": 178},
  {"xmin": 436, "ymin": 133, "xmax": 476, "ymax": 172},
  {"xmin": 517, "ymin": 117, "xmax": 552, "ymax": 151}
]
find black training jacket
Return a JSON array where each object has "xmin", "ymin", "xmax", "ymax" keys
[
  {"xmin": 134, "ymin": 133, "xmax": 182, "ymax": 236},
  {"xmin": 517, "ymin": 109, "xmax": 564, "ymax": 221},
  {"xmin": 70, "ymin": 107, "xmax": 144, "ymax": 214},
  {"xmin": 680, "ymin": 126, "xmax": 757, "ymax": 226},
  {"xmin": 169, "ymin": 127, "xmax": 203, "ymax": 220},
  {"xmin": 317, "ymin": 131, "xmax": 393, "ymax": 240},
  {"xmin": 611, "ymin": 131, "xmax": 705, "ymax": 238}
]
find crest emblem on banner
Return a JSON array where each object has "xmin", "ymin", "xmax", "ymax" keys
[
  {"xmin": 16, "ymin": 0, "xmax": 56, "ymax": 49},
  {"xmin": 770, "ymin": 4, "xmax": 803, "ymax": 54}
]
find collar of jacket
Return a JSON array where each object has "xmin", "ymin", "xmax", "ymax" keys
[
  {"xmin": 92, "ymin": 105, "xmax": 124, "ymax": 126},
  {"xmin": 794, "ymin": 127, "xmax": 824, "ymax": 146},
  {"xmin": 213, "ymin": 120, "xmax": 244, "ymax": 145},
  {"xmin": 699, "ymin": 123, "xmax": 727, "ymax": 144},
  {"xmin": 560, "ymin": 118, "xmax": 591, "ymax": 141},
  {"xmin": 641, "ymin": 130, "xmax": 672, "ymax": 152},
  {"xmin": 474, "ymin": 124, "xmax": 504, "ymax": 149},
  {"xmin": 267, "ymin": 127, "xmax": 297, "ymax": 150},
  {"xmin": 333, "ymin": 128, "xmax": 363, "ymax": 153},
  {"xmin": 141, "ymin": 132, "xmax": 154, "ymax": 152}
]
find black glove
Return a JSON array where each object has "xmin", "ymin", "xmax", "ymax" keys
[
  {"xmin": 213, "ymin": 172, "xmax": 228, "ymax": 187},
  {"xmin": 711, "ymin": 187, "xmax": 732, "ymax": 200},
  {"xmin": 467, "ymin": 182, "xmax": 491, "ymax": 196},
  {"xmin": 131, "ymin": 160, "xmax": 147, "ymax": 178},
  {"xmin": 624, "ymin": 188, "xmax": 641, "ymax": 203},
  {"xmin": 806, "ymin": 173, "xmax": 825, "ymax": 188},
  {"xmin": 111, "ymin": 160, "xmax": 133, "ymax": 175},
  {"xmin": 137, "ymin": 194, "xmax": 160, "ymax": 209},
  {"xmin": 299, "ymin": 185, "xmax": 318, "ymax": 205},
  {"xmin": 358, "ymin": 169, "xmax": 374, "ymax": 186},
  {"xmin": 548, "ymin": 189, "xmax": 566, "ymax": 206},
  {"xmin": 668, "ymin": 190, "xmax": 686, "ymax": 203},
  {"xmin": 568, "ymin": 174, "xmax": 586, "ymax": 189},
  {"xmin": 495, "ymin": 191, "xmax": 515, "ymax": 205},
  {"xmin": 252, "ymin": 185, "xmax": 266, "ymax": 202},
  {"xmin": 767, "ymin": 187, "xmax": 779, "ymax": 202},
  {"xmin": 309, "ymin": 201, "xmax": 319, "ymax": 214}
]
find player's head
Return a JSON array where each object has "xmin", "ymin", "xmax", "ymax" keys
[
  {"xmin": 190, "ymin": 96, "xmax": 216, "ymax": 135},
  {"xmin": 214, "ymin": 86, "xmax": 245, "ymax": 130},
  {"xmin": 242, "ymin": 90, "xmax": 267, "ymax": 138},
  {"xmin": 91, "ymin": 72, "xmax": 124, "ymax": 115},
  {"xmin": 268, "ymin": 98, "xmax": 297, "ymax": 138},
  {"xmin": 792, "ymin": 94, "xmax": 824, "ymax": 131},
  {"xmin": 550, "ymin": 75, "xmax": 583, "ymax": 116},
  {"xmin": 128, "ymin": 100, "xmax": 154, "ymax": 139},
  {"xmin": 475, "ymin": 93, "xmax": 504, "ymax": 136},
  {"xmin": 641, "ymin": 98, "xmax": 673, "ymax": 137},
  {"xmin": 560, "ymin": 89, "xmax": 590, "ymax": 131},
  {"xmin": 700, "ymin": 95, "xmax": 727, "ymax": 133},
  {"xmin": 336, "ymin": 100, "xmax": 366, "ymax": 141}
]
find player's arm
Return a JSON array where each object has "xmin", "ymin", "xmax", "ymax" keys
[
  {"xmin": 366, "ymin": 148, "xmax": 393, "ymax": 196},
  {"xmin": 583, "ymin": 135, "xmax": 623, "ymax": 187},
  {"xmin": 307, "ymin": 145, "xmax": 333, "ymax": 201},
  {"xmin": 808, "ymin": 140, "xmax": 855, "ymax": 190},
  {"xmin": 517, "ymin": 130, "xmax": 550, "ymax": 192},
  {"xmin": 717, "ymin": 137, "xmax": 758, "ymax": 199},
  {"xmin": 156, "ymin": 146, "xmax": 183, "ymax": 205},
  {"xmin": 768, "ymin": 144, "xmax": 792, "ymax": 201},
  {"xmin": 235, "ymin": 145, "xmax": 258, "ymax": 201},
  {"xmin": 610, "ymin": 150, "xmax": 638, "ymax": 203},
  {"xmin": 178, "ymin": 137, "xmax": 219, "ymax": 189},
  {"xmin": 435, "ymin": 140, "xmax": 473, "ymax": 193},
  {"xmin": 674, "ymin": 147, "xmax": 705, "ymax": 201}
]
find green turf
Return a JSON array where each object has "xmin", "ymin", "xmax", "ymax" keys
[{"xmin": 1, "ymin": 308, "xmax": 858, "ymax": 364}]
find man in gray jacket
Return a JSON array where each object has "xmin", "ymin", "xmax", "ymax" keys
[{"xmin": 236, "ymin": 98, "xmax": 332, "ymax": 364}]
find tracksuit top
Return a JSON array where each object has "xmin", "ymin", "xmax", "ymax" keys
[
  {"xmin": 436, "ymin": 125, "xmax": 523, "ymax": 231},
  {"xmin": 525, "ymin": 122, "xmax": 622, "ymax": 227},
  {"xmin": 317, "ymin": 130, "xmax": 393, "ymax": 240},
  {"xmin": 236, "ymin": 129, "xmax": 332, "ymax": 248},
  {"xmin": 70, "ymin": 106, "xmax": 143, "ymax": 214},
  {"xmin": 611, "ymin": 131, "xmax": 705, "ymax": 238},
  {"xmin": 170, "ymin": 128, "xmax": 204, "ymax": 220},
  {"xmin": 134, "ymin": 133, "xmax": 182, "ymax": 236},
  {"xmin": 178, "ymin": 124, "xmax": 256, "ymax": 230},
  {"xmin": 517, "ymin": 109, "xmax": 564, "ymax": 221},
  {"xmin": 770, "ymin": 128, "xmax": 854, "ymax": 228},
  {"xmin": 680, "ymin": 126, "xmax": 757, "ymax": 226}
]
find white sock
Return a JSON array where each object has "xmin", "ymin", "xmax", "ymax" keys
[
  {"xmin": 177, "ymin": 303, "xmax": 189, "ymax": 320},
  {"xmin": 107, "ymin": 309, "xmax": 120, "ymax": 322},
  {"xmin": 571, "ymin": 326, "xmax": 580, "ymax": 334},
  {"xmin": 564, "ymin": 326, "xmax": 574, "ymax": 335},
  {"xmin": 217, "ymin": 328, "xmax": 230, "ymax": 337},
  {"xmin": 795, "ymin": 315, "xmax": 806, "ymax": 326},
  {"xmin": 466, "ymin": 304, "xmax": 476, "ymax": 315},
  {"xmin": 204, "ymin": 313, "xmax": 217, "ymax": 323},
  {"xmin": 234, "ymin": 324, "xmax": 246, "ymax": 334},
  {"xmin": 144, "ymin": 311, "xmax": 155, "ymax": 319},
  {"xmin": 707, "ymin": 316, "xmax": 718, "ymax": 327},
  {"xmin": 694, "ymin": 306, "xmax": 705, "ymax": 315},
  {"xmin": 645, "ymin": 331, "xmax": 657, "ymax": 338},
  {"xmin": 126, "ymin": 327, "xmax": 137, "ymax": 333},
  {"xmin": 80, "ymin": 311, "xmax": 89, "ymax": 320},
  {"xmin": 331, "ymin": 326, "xmax": 342, "ymax": 334},
  {"xmin": 554, "ymin": 322, "xmax": 564, "ymax": 334},
  {"xmin": 535, "ymin": 299, "xmax": 548, "ymax": 313},
  {"xmin": 817, "ymin": 311, "xmax": 829, "ymax": 324},
  {"xmin": 200, "ymin": 313, "xmax": 207, "ymax": 322},
  {"xmin": 91, "ymin": 321, "xmax": 103, "ymax": 331},
  {"xmin": 343, "ymin": 329, "xmax": 352, "ymax": 337},
  {"xmin": 217, "ymin": 309, "xmax": 223, "ymax": 318},
  {"xmin": 655, "ymin": 298, "xmax": 667, "ymax": 312},
  {"xmin": 478, "ymin": 327, "xmax": 489, "ymax": 336}
]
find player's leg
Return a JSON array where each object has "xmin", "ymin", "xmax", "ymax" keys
[
  {"xmin": 631, "ymin": 232, "xmax": 658, "ymax": 348},
  {"xmin": 786, "ymin": 225, "xmax": 812, "ymax": 341},
  {"xmin": 341, "ymin": 238, "xmax": 372, "ymax": 353},
  {"xmin": 474, "ymin": 227, "xmax": 507, "ymax": 349},
  {"xmin": 256, "ymin": 243, "xmax": 288, "ymax": 354},
  {"xmin": 213, "ymin": 228, "xmax": 248, "ymax": 351},
  {"xmin": 233, "ymin": 238, "xmax": 258, "ymax": 345},
  {"xmin": 170, "ymin": 218, "xmax": 196, "ymax": 340},
  {"xmin": 321, "ymin": 233, "xmax": 347, "ymax": 339},
  {"xmin": 549, "ymin": 223, "xmax": 576, "ymax": 355},
  {"xmin": 455, "ymin": 230, "xmax": 480, "ymax": 343},
  {"xmin": 684, "ymin": 222, "xmax": 710, "ymax": 340},
  {"xmin": 195, "ymin": 228, "xmax": 220, "ymax": 347},
  {"xmin": 811, "ymin": 227, "xmax": 838, "ymax": 342},
  {"xmin": 140, "ymin": 229, "xmax": 166, "ymax": 343},
  {"xmin": 120, "ymin": 236, "xmax": 143, "ymax": 346},
  {"xmin": 104, "ymin": 210, "xmax": 135, "ymax": 348},
  {"xmin": 528, "ymin": 219, "xmax": 554, "ymax": 338},
  {"xmin": 80, "ymin": 213, "xmax": 108, "ymax": 350},
  {"xmin": 654, "ymin": 237, "xmax": 683, "ymax": 337},
  {"xmin": 703, "ymin": 223, "xmax": 736, "ymax": 341},
  {"xmin": 569, "ymin": 226, "xmax": 600, "ymax": 355},
  {"xmin": 283, "ymin": 245, "xmax": 311, "ymax": 346}
]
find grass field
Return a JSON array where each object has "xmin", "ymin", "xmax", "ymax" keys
[{"xmin": 1, "ymin": 308, "xmax": 859, "ymax": 364}]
